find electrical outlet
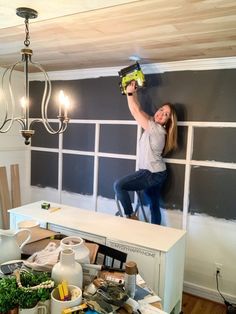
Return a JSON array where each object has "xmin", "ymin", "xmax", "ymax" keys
[{"xmin": 215, "ymin": 262, "xmax": 223, "ymax": 276}]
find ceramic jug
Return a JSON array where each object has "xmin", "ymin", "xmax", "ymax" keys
[{"xmin": 0, "ymin": 228, "xmax": 31, "ymax": 264}]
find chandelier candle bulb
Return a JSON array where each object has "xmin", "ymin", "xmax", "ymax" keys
[
  {"xmin": 59, "ymin": 90, "xmax": 70, "ymax": 118},
  {"xmin": 20, "ymin": 96, "xmax": 27, "ymax": 117},
  {"xmin": 59, "ymin": 90, "xmax": 64, "ymax": 116},
  {"xmin": 64, "ymin": 95, "xmax": 70, "ymax": 117}
]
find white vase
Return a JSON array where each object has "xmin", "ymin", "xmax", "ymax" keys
[
  {"xmin": 51, "ymin": 249, "xmax": 83, "ymax": 289},
  {"xmin": 60, "ymin": 236, "xmax": 90, "ymax": 264}
]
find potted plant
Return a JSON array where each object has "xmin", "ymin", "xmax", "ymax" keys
[
  {"xmin": 16, "ymin": 270, "xmax": 54, "ymax": 312},
  {"xmin": 0, "ymin": 275, "xmax": 18, "ymax": 314},
  {"xmin": 17, "ymin": 290, "xmax": 38, "ymax": 311}
]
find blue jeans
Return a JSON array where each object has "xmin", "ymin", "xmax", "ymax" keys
[{"xmin": 114, "ymin": 169, "xmax": 167, "ymax": 225}]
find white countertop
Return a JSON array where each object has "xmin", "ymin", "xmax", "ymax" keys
[{"xmin": 9, "ymin": 201, "xmax": 186, "ymax": 252}]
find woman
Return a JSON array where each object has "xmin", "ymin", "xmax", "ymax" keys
[{"xmin": 114, "ymin": 81, "xmax": 178, "ymax": 224}]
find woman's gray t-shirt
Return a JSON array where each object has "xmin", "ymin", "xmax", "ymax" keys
[{"xmin": 138, "ymin": 120, "xmax": 166, "ymax": 172}]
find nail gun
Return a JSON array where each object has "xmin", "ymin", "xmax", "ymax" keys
[{"xmin": 118, "ymin": 62, "xmax": 145, "ymax": 95}]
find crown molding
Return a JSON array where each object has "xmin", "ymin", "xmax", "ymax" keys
[
  {"xmin": 29, "ymin": 56, "xmax": 236, "ymax": 81},
  {"xmin": 142, "ymin": 56, "xmax": 236, "ymax": 73}
]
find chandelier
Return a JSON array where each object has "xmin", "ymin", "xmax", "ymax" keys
[{"xmin": 0, "ymin": 7, "xmax": 70, "ymax": 145}]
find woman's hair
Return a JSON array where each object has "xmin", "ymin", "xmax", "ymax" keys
[{"xmin": 161, "ymin": 102, "xmax": 178, "ymax": 156}]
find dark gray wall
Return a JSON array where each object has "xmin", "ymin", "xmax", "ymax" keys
[{"xmin": 30, "ymin": 69, "xmax": 236, "ymax": 220}]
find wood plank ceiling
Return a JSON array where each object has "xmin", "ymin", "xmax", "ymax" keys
[{"xmin": 0, "ymin": 0, "xmax": 236, "ymax": 72}]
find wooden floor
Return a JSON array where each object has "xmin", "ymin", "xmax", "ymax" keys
[{"xmin": 181, "ymin": 293, "xmax": 227, "ymax": 314}]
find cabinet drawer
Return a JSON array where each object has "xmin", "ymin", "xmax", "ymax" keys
[{"xmin": 48, "ymin": 223, "xmax": 106, "ymax": 244}]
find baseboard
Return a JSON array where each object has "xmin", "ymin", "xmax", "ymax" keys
[{"xmin": 183, "ymin": 281, "xmax": 236, "ymax": 305}]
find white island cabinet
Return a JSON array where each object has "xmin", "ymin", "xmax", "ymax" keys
[{"xmin": 9, "ymin": 201, "xmax": 186, "ymax": 314}]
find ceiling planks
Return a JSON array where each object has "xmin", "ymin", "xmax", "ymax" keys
[{"xmin": 0, "ymin": 0, "xmax": 236, "ymax": 71}]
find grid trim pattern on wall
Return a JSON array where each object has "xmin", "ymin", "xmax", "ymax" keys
[{"xmin": 30, "ymin": 119, "xmax": 236, "ymax": 228}]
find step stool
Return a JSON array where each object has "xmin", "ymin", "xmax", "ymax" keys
[{"xmin": 115, "ymin": 191, "xmax": 148, "ymax": 222}]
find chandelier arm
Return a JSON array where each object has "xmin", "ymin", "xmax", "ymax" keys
[
  {"xmin": 29, "ymin": 118, "xmax": 67, "ymax": 135},
  {"xmin": 0, "ymin": 70, "xmax": 10, "ymax": 131},
  {"xmin": 0, "ymin": 119, "xmax": 15, "ymax": 133},
  {"xmin": 58, "ymin": 121, "xmax": 69, "ymax": 133},
  {"xmin": 14, "ymin": 118, "xmax": 26, "ymax": 129},
  {"xmin": 29, "ymin": 119, "xmax": 45, "ymax": 128},
  {"xmin": 31, "ymin": 61, "xmax": 67, "ymax": 134},
  {"xmin": 0, "ymin": 117, "xmax": 25, "ymax": 133},
  {"xmin": 34, "ymin": 63, "xmax": 70, "ymax": 134},
  {"xmin": 9, "ymin": 61, "xmax": 24, "ymax": 113},
  {"xmin": 0, "ymin": 62, "xmax": 21, "ymax": 132}
]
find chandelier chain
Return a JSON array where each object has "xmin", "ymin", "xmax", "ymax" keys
[{"xmin": 24, "ymin": 18, "xmax": 30, "ymax": 47}]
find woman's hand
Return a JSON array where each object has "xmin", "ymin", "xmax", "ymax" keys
[{"xmin": 126, "ymin": 80, "xmax": 137, "ymax": 94}]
